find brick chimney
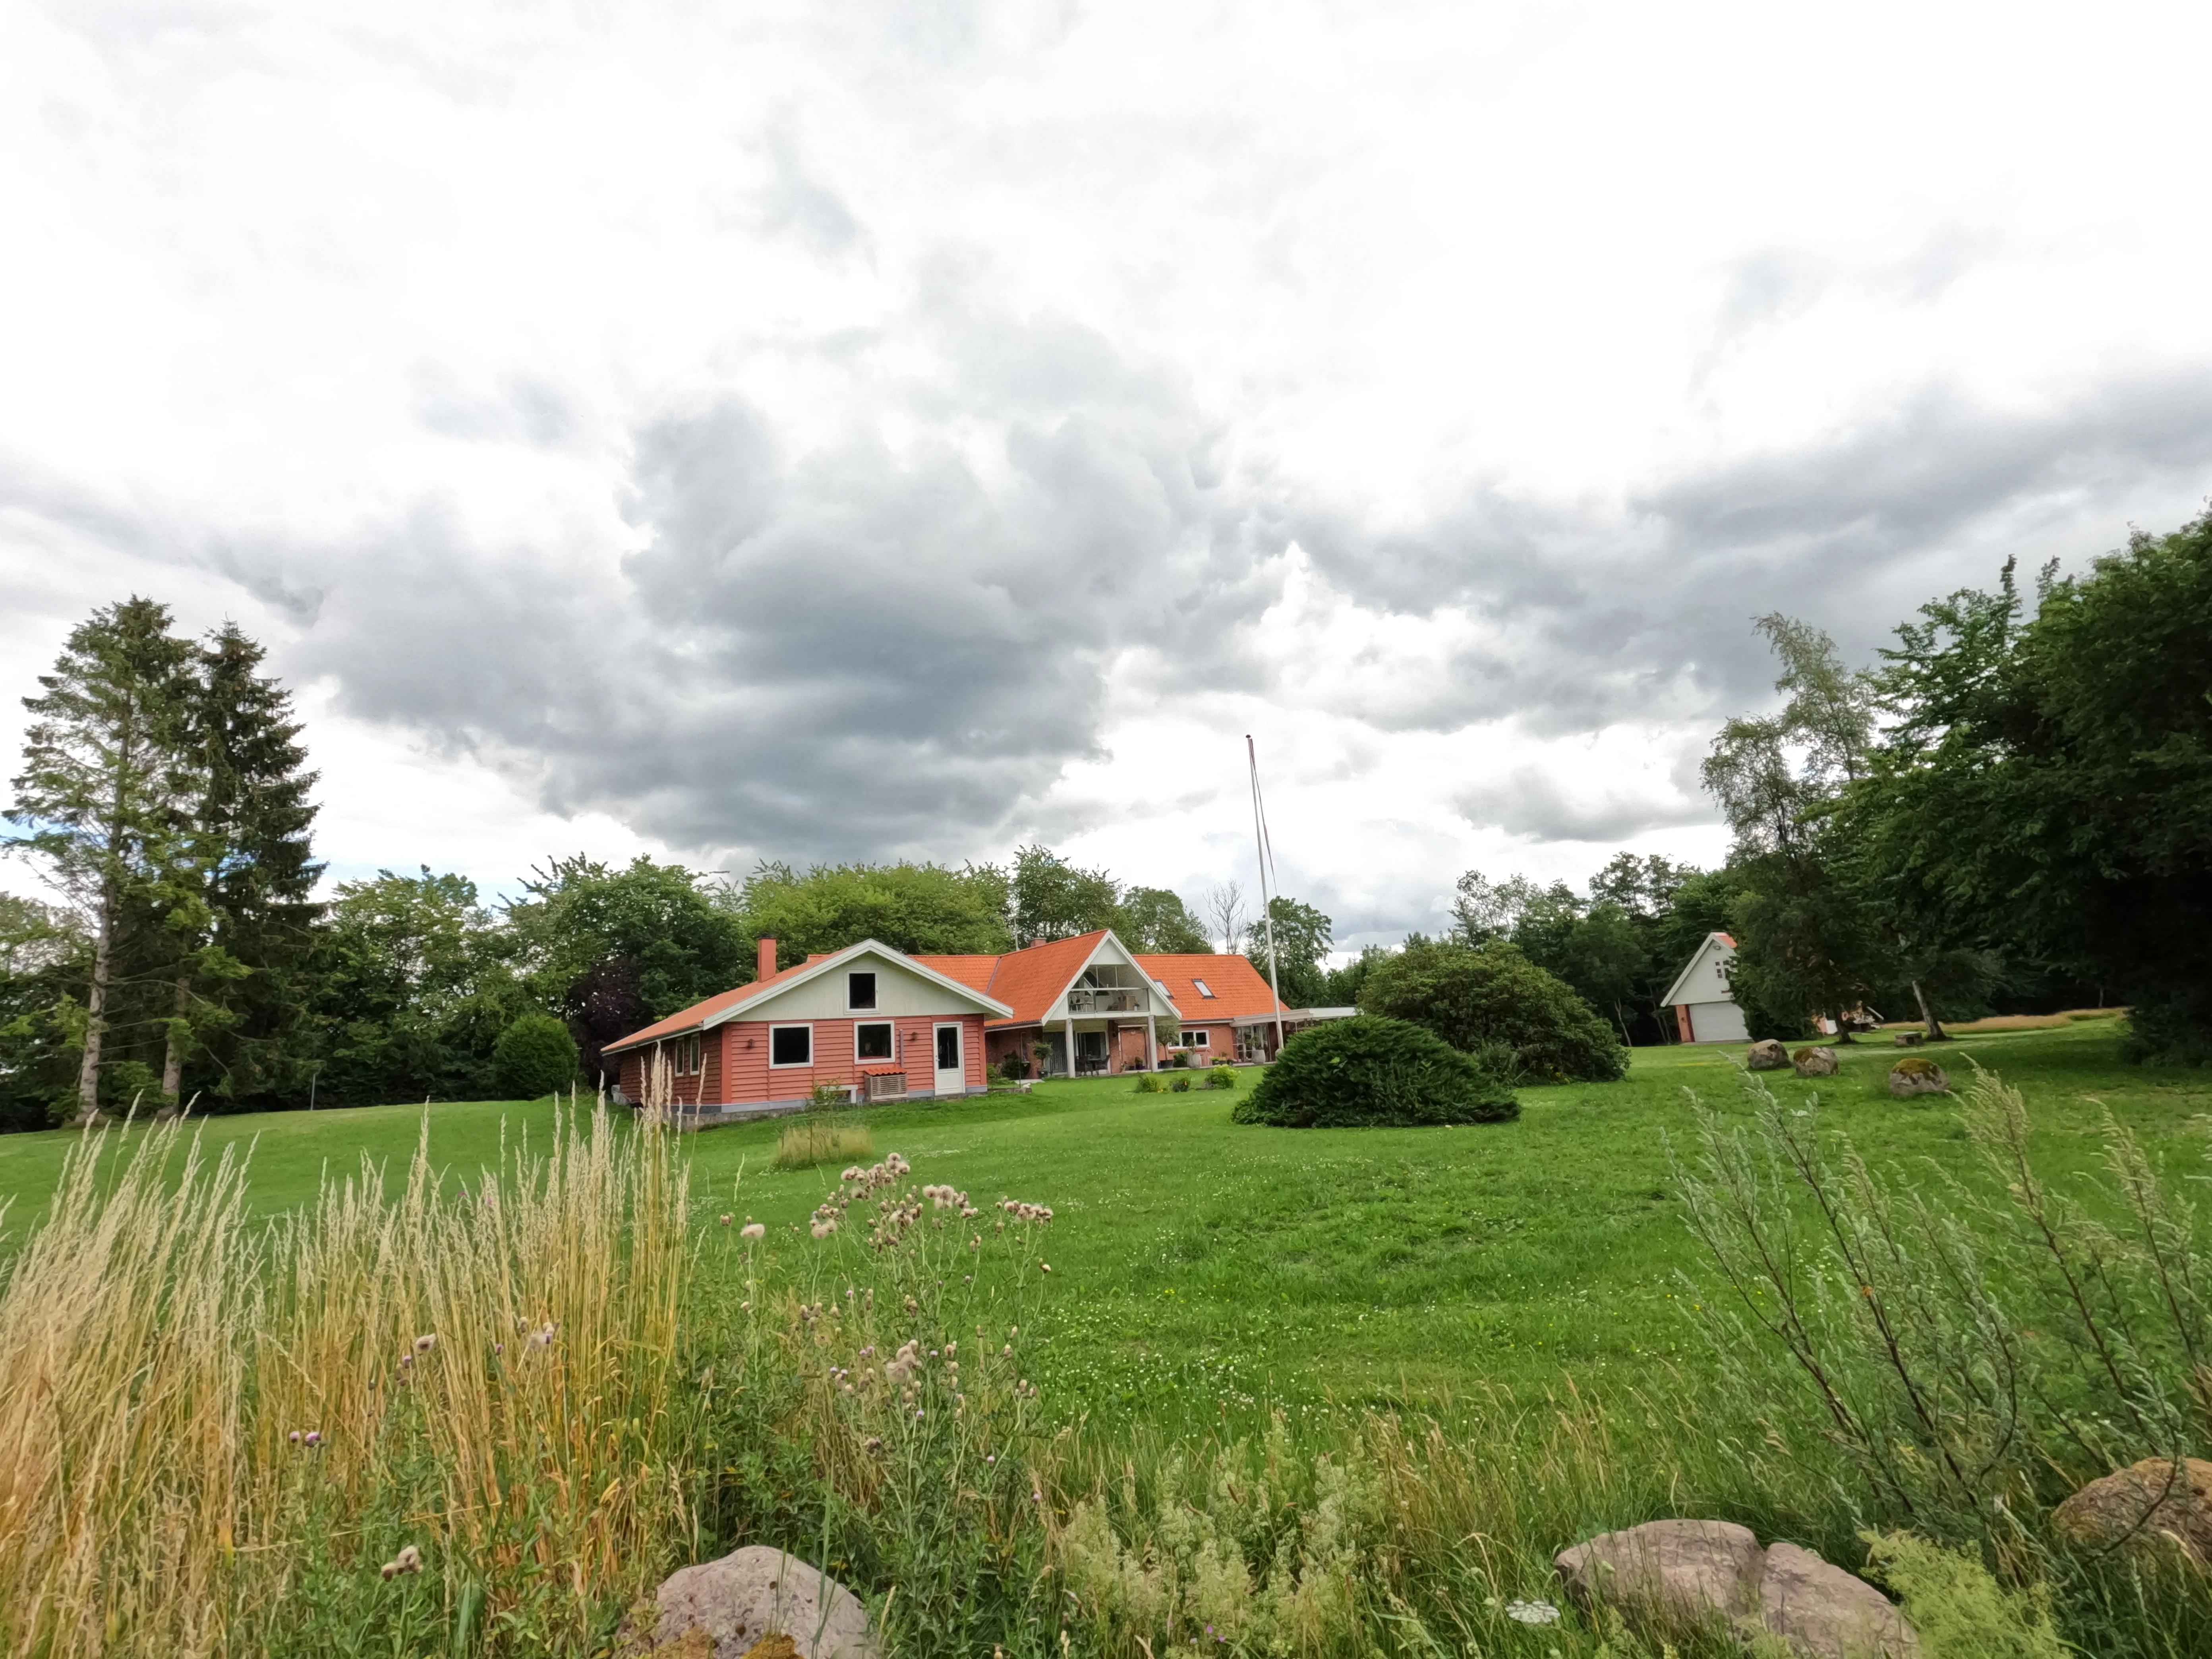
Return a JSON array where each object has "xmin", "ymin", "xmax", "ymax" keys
[{"xmin": 757, "ymin": 937, "xmax": 778, "ymax": 982}]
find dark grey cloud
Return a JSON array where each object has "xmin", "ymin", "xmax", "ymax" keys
[
  {"xmin": 248, "ymin": 280, "xmax": 1292, "ymax": 866},
  {"xmin": 1285, "ymin": 360, "xmax": 2212, "ymax": 737},
  {"xmin": 1454, "ymin": 764, "xmax": 1711, "ymax": 845}
]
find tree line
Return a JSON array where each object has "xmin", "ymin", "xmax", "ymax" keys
[{"xmin": 4, "ymin": 513, "xmax": 2202, "ymax": 1123}]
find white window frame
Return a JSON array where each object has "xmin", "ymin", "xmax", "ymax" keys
[
  {"xmin": 853, "ymin": 1021, "xmax": 895, "ymax": 1063},
  {"xmin": 847, "ymin": 970, "xmax": 879, "ymax": 1011},
  {"xmin": 1184, "ymin": 1029, "xmax": 1210, "ymax": 1048},
  {"xmin": 769, "ymin": 1023, "xmax": 814, "ymax": 1068}
]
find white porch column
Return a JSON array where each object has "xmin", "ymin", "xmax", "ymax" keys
[
  {"xmin": 1064, "ymin": 1011, "xmax": 1076, "ymax": 1077},
  {"xmin": 1145, "ymin": 1013, "xmax": 1157, "ymax": 1072}
]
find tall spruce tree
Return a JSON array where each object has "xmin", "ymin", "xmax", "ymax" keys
[
  {"xmin": 7, "ymin": 598, "xmax": 199, "ymax": 1121},
  {"xmin": 170, "ymin": 624, "xmax": 323, "ymax": 1106}
]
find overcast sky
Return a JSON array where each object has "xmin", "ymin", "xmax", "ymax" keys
[{"xmin": 4, "ymin": 0, "xmax": 2210, "ymax": 949}]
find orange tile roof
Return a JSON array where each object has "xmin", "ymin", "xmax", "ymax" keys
[
  {"xmin": 1135, "ymin": 952, "xmax": 1283, "ymax": 1022},
  {"xmin": 601, "ymin": 963, "xmax": 804, "ymax": 1053},
  {"xmin": 608, "ymin": 933, "xmax": 1284, "ymax": 1052}
]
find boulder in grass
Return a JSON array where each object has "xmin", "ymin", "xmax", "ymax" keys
[
  {"xmin": 1887, "ymin": 1057, "xmax": 1949, "ymax": 1098},
  {"xmin": 1555, "ymin": 1519, "xmax": 1763, "ymax": 1632},
  {"xmin": 1746, "ymin": 1039, "xmax": 1790, "ymax": 1071},
  {"xmin": 2052, "ymin": 1457, "xmax": 2212, "ymax": 1569},
  {"xmin": 1791, "ymin": 1046, "xmax": 1839, "ymax": 1077},
  {"xmin": 1893, "ymin": 1030, "xmax": 1924, "ymax": 1048},
  {"xmin": 1759, "ymin": 1540, "xmax": 1920, "ymax": 1657},
  {"xmin": 616, "ymin": 1547, "xmax": 877, "ymax": 1659},
  {"xmin": 1556, "ymin": 1521, "xmax": 1917, "ymax": 1657}
]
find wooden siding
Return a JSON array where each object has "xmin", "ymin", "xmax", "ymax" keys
[{"xmin": 718, "ymin": 1012, "xmax": 989, "ymax": 1103}]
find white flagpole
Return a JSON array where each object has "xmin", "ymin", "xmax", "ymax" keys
[{"xmin": 1247, "ymin": 735, "xmax": 1287, "ymax": 1059}]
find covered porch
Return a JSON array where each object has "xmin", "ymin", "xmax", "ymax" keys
[{"xmin": 988, "ymin": 1016, "xmax": 1162, "ymax": 1078}]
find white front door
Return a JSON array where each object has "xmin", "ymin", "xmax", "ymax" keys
[{"xmin": 933, "ymin": 1023, "xmax": 965, "ymax": 1096}]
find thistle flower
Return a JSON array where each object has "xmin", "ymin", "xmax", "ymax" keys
[
  {"xmin": 741, "ymin": 1222, "xmax": 766, "ymax": 1240},
  {"xmin": 289, "ymin": 1430, "xmax": 302, "ymax": 1445},
  {"xmin": 414, "ymin": 1334, "xmax": 437, "ymax": 1354},
  {"xmin": 811, "ymin": 1221, "xmax": 836, "ymax": 1239},
  {"xmin": 304, "ymin": 1430, "xmax": 321, "ymax": 1447}
]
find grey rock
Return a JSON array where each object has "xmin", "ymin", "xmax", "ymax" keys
[
  {"xmin": 1760, "ymin": 1540, "xmax": 1919, "ymax": 1657},
  {"xmin": 1892, "ymin": 1031, "xmax": 1923, "ymax": 1047},
  {"xmin": 616, "ymin": 1546, "xmax": 877, "ymax": 1659},
  {"xmin": 1556, "ymin": 1522, "xmax": 1916, "ymax": 1657},
  {"xmin": 1887, "ymin": 1060, "xmax": 1949, "ymax": 1098},
  {"xmin": 1791, "ymin": 1046, "xmax": 1839, "ymax": 1077},
  {"xmin": 1555, "ymin": 1518, "xmax": 1763, "ymax": 1630},
  {"xmin": 1746, "ymin": 1039, "xmax": 1790, "ymax": 1072}
]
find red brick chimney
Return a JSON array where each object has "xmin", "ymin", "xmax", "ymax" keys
[{"xmin": 757, "ymin": 937, "xmax": 778, "ymax": 982}]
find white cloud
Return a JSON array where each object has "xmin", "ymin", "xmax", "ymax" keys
[{"xmin": 4, "ymin": 0, "xmax": 2210, "ymax": 935}]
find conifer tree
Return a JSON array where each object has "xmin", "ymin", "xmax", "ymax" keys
[{"xmin": 164, "ymin": 623, "xmax": 323, "ymax": 1105}]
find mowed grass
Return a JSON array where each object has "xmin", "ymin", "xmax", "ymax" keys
[{"xmin": 3, "ymin": 1016, "xmax": 2202, "ymax": 1441}]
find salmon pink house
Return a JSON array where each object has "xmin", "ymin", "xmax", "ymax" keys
[
  {"xmin": 605, "ymin": 928, "xmax": 1344, "ymax": 1123},
  {"xmin": 605, "ymin": 937, "xmax": 1011, "ymax": 1119}
]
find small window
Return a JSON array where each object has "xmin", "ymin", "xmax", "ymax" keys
[
  {"xmin": 770, "ymin": 1025, "xmax": 812, "ymax": 1067},
  {"xmin": 855, "ymin": 1022, "xmax": 893, "ymax": 1061},
  {"xmin": 1187, "ymin": 1030, "xmax": 1209, "ymax": 1048},
  {"xmin": 1193, "ymin": 978, "xmax": 1215, "ymax": 999},
  {"xmin": 847, "ymin": 971, "xmax": 878, "ymax": 1011}
]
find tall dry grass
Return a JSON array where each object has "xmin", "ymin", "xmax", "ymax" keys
[
  {"xmin": 771, "ymin": 1118, "xmax": 872, "ymax": 1171},
  {"xmin": 0, "ymin": 1103, "xmax": 695, "ymax": 1659}
]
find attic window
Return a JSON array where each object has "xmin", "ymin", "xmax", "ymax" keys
[
  {"xmin": 848, "ymin": 971, "xmax": 878, "ymax": 1010},
  {"xmin": 1193, "ymin": 978, "xmax": 1216, "ymax": 999}
]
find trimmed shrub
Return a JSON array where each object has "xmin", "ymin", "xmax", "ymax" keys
[
  {"xmin": 1232, "ymin": 1015, "xmax": 1518, "ymax": 1127},
  {"xmin": 493, "ymin": 1013, "xmax": 578, "ymax": 1099},
  {"xmin": 1205, "ymin": 1066, "xmax": 1237, "ymax": 1090},
  {"xmin": 1358, "ymin": 940, "xmax": 1628, "ymax": 1083}
]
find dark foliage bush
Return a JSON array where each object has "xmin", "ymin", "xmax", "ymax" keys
[
  {"xmin": 493, "ymin": 1012, "xmax": 578, "ymax": 1099},
  {"xmin": 1357, "ymin": 939, "xmax": 1628, "ymax": 1083},
  {"xmin": 1232, "ymin": 1015, "xmax": 1518, "ymax": 1127}
]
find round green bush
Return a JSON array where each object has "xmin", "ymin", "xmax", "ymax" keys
[
  {"xmin": 1357, "ymin": 940, "xmax": 1628, "ymax": 1083},
  {"xmin": 495, "ymin": 1013, "xmax": 579, "ymax": 1099},
  {"xmin": 1231, "ymin": 1015, "xmax": 1518, "ymax": 1127}
]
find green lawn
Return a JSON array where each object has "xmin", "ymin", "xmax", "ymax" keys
[{"xmin": 4, "ymin": 1018, "xmax": 2200, "ymax": 1440}]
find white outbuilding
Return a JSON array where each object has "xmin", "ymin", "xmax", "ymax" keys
[{"xmin": 1661, "ymin": 931, "xmax": 1749, "ymax": 1044}]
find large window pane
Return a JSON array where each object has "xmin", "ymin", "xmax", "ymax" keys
[{"xmin": 771, "ymin": 1026, "xmax": 812, "ymax": 1066}]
